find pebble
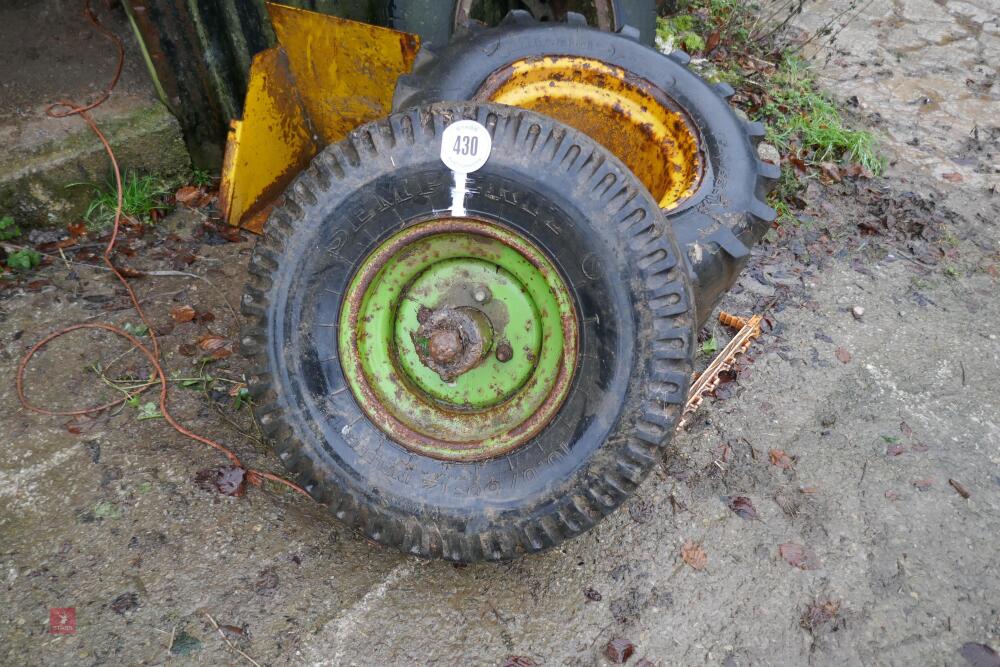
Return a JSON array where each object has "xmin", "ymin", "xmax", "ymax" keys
[{"xmin": 852, "ymin": 306, "xmax": 865, "ymax": 319}]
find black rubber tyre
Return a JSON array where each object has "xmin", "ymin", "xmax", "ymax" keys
[
  {"xmin": 393, "ymin": 16, "xmax": 779, "ymax": 325},
  {"xmin": 378, "ymin": 0, "xmax": 656, "ymax": 48},
  {"xmin": 241, "ymin": 103, "xmax": 695, "ymax": 562}
]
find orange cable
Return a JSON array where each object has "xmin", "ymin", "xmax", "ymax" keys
[{"xmin": 15, "ymin": 1, "xmax": 309, "ymax": 499}]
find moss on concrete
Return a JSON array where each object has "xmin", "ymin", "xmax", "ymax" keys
[{"xmin": 0, "ymin": 103, "xmax": 188, "ymax": 228}]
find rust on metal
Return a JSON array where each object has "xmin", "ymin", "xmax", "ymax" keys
[
  {"xmin": 220, "ymin": 3, "xmax": 420, "ymax": 230},
  {"xmin": 413, "ymin": 307, "xmax": 494, "ymax": 382},
  {"xmin": 680, "ymin": 312, "xmax": 762, "ymax": 428},
  {"xmin": 475, "ymin": 56, "xmax": 704, "ymax": 209}
]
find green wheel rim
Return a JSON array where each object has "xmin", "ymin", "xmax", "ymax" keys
[{"xmin": 338, "ymin": 218, "xmax": 578, "ymax": 461}]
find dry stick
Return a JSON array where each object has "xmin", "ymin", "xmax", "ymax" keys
[
  {"xmin": 204, "ymin": 613, "xmax": 261, "ymax": 667},
  {"xmin": 16, "ymin": 0, "xmax": 308, "ymax": 500}
]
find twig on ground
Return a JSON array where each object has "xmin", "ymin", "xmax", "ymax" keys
[{"xmin": 204, "ymin": 612, "xmax": 260, "ymax": 667}]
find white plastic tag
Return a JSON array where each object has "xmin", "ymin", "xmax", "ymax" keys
[
  {"xmin": 441, "ymin": 120, "xmax": 492, "ymax": 216},
  {"xmin": 441, "ymin": 120, "xmax": 492, "ymax": 173}
]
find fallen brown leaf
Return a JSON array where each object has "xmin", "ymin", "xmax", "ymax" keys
[
  {"xmin": 941, "ymin": 172, "xmax": 964, "ymax": 183},
  {"xmin": 195, "ymin": 466, "xmax": 246, "ymax": 496},
  {"xmin": 605, "ymin": 638, "xmax": 636, "ymax": 664},
  {"xmin": 913, "ymin": 479, "xmax": 934, "ymax": 491},
  {"xmin": 705, "ymin": 30, "xmax": 721, "ymax": 53},
  {"xmin": 900, "ymin": 421, "xmax": 913, "ymax": 437},
  {"xmin": 502, "ymin": 658, "xmax": 538, "ymax": 667},
  {"xmin": 835, "ymin": 347, "xmax": 852, "ymax": 363},
  {"xmin": 886, "ymin": 444, "xmax": 906, "ymax": 456},
  {"xmin": 725, "ymin": 495, "xmax": 758, "ymax": 520},
  {"xmin": 769, "ymin": 449, "xmax": 794, "ymax": 469},
  {"xmin": 174, "ymin": 185, "xmax": 209, "ymax": 208},
  {"xmin": 680, "ymin": 540, "xmax": 707, "ymax": 571},
  {"xmin": 779, "ymin": 543, "xmax": 822, "ymax": 570},
  {"xmin": 801, "ymin": 598, "xmax": 841, "ymax": 630},
  {"xmin": 197, "ymin": 334, "xmax": 232, "ymax": 359},
  {"xmin": 170, "ymin": 304, "xmax": 196, "ymax": 323},
  {"xmin": 819, "ymin": 161, "xmax": 842, "ymax": 182}
]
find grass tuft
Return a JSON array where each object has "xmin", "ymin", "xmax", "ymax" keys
[
  {"xmin": 71, "ymin": 170, "xmax": 171, "ymax": 230},
  {"xmin": 762, "ymin": 56, "xmax": 884, "ymax": 175}
]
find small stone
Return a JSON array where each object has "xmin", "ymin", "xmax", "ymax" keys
[
  {"xmin": 851, "ymin": 306, "xmax": 865, "ymax": 319},
  {"xmin": 757, "ymin": 142, "xmax": 780, "ymax": 165}
]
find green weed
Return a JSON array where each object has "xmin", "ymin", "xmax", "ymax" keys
[
  {"xmin": 190, "ymin": 168, "xmax": 214, "ymax": 187},
  {"xmin": 6, "ymin": 248, "xmax": 41, "ymax": 271},
  {"xmin": 71, "ymin": 170, "xmax": 170, "ymax": 230},
  {"xmin": 0, "ymin": 215, "xmax": 21, "ymax": 241}
]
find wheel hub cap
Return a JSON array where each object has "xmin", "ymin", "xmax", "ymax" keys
[{"xmin": 338, "ymin": 219, "xmax": 578, "ymax": 461}]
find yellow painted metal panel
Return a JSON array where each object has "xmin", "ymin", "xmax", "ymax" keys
[
  {"xmin": 220, "ymin": 47, "xmax": 318, "ymax": 232},
  {"xmin": 267, "ymin": 2, "xmax": 420, "ymax": 145}
]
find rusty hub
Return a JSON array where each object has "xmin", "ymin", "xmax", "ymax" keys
[{"xmin": 413, "ymin": 306, "xmax": 494, "ymax": 382}]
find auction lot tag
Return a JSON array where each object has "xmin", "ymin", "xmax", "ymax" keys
[
  {"xmin": 441, "ymin": 120, "xmax": 492, "ymax": 173},
  {"xmin": 441, "ymin": 120, "xmax": 492, "ymax": 216}
]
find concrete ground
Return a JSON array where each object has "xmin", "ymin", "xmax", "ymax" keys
[
  {"xmin": 1, "ymin": 0, "xmax": 999, "ymax": 665},
  {"xmin": 0, "ymin": 0, "xmax": 188, "ymax": 226}
]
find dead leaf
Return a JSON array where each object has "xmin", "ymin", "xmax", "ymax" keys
[
  {"xmin": 175, "ymin": 185, "xmax": 203, "ymax": 205},
  {"xmin": 911, "ymin": 442, "xmax": 930, "ymax": 453},
  {"xmin": 960, "ymin": 642, "xmax": 999, "ymax": 667},
  {"xmin": 913, "ymin": 479, "xmax": 933, "ymax": 491},
  {"xmin": 67, "ymin": 221, "xmax": 87, "ymax": 238},
  {"xmin": 705, "ymin": 30, "xmax": 721, "ymax": 53},
  {"xmin": 680, "ymin": 540, "xmax": 707, "ymax": 571},
  {"xmin": 799, "ymin": 486, "xmax": 819, "ymax": 494},
  {"xmin": 819, "ymin": 162, "xmax": 842, "ymax": 182},
  {"xmin": 116, "ymin": 266, "xmax": 146, "ymax": 278},
  {"xmin": 170, "ymin": 304, "xmax": 196, "ymax": 323},
  {"xmin": 725, "ymin": 495, "xmax": 758, "ymax": 520},
  {"xmin": 195, "ymin": 466, "xmax": 246, "ymax": 496},
  {"xmin": 801, "ymin": 598, "xmax": 841, "ymax": 630},
  {"xmin": 197, "ymin": 334, "xmax": 232, "ymax": 359},
  {"xmin": 583, "ymin": 586, "xmax": 602, "ymax": 602},
  {"xmin": 886, "ymin": 444, "xmax": 906, "ymax": 456},
  {"xmin": 835, "ymin": 347, "xmax": 852, "ymax": 363},
  {"xmin": 64, "ymin": 412, "xmax": 107, "ymax": 435},
  {"xmin": 948, "ymin": 479, "xmax": 970, "ymax": 499},
  {"xmin": 605, "ymin": 638, "xmax": 636, "ymax": 664},
  {"xmin": 941, "ymin": 172, "xmax": 964, "ymax": 183},
  {"xmin": 769, "ymin": 449, "xmax": 794, "ymax": 469},
  {"xmin": 779, "ymin": 543, "xmax": 822, "ymax": 570},
  {"xmin": 900, "ymin": 421, "xmax": 913, "ymax": 437},
  {"xmin": 502, "ymin": 658, "xmax": 538, "ymax": 667}
]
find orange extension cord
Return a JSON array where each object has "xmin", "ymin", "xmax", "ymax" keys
[{"xmin": 15, "ymin": 1, "xmax": 308, "ymax": 498}]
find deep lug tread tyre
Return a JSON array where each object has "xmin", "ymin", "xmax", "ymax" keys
[
  {"xmin": 393, "ymin": 18, "xmax": 777, "ymax": 324},
  {"xmin": 242, "ymin": 104, "xmax": 695, "ymax": 561}
]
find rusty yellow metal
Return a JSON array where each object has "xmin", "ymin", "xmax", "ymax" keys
[
  {"xmin": 475, "ymin": 56, "xmax": 704, "ymax": 210},
  {"xmin": 220, "ymin": 48, "xmax": 317, "ymax": 233},
  {"xmin": 268, "ymin": 3, "xmax": 419, "ymax": 145},
  {"xmin": 221, "ymin": 3, "xmax": 420, "ymax": 230}
]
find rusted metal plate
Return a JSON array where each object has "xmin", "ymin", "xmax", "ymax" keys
[
  {"xmin": 267, "ymin": 3, "xmax": 419, "ymax": 146},
  {"xmin": 221, "ymin": 3, "xmax": 420, "ymax": 229},
  {"xmin": 219, "ymin": 48, "xmax": 318, "ymax": 234}
]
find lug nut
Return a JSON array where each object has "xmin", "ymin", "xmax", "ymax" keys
[
  {"xmin": 495, "ymin": 341, "xmax": 513, "ymax": 363},
  {"xmin": 472, "ymin": 286, "xmax": 492, "ymax": 304}
]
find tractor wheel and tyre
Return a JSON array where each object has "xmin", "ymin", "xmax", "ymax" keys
[
  {"xmin": 378, "ymin": 0, "xmax": 656, "ymax": 48},
  {"xmin": 394, "ymin": 13, "xmax": 779, "ymax": 324},
  {"xmin": 240, "ymin": 103, "xmax": 695, "ymax": 561}
]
